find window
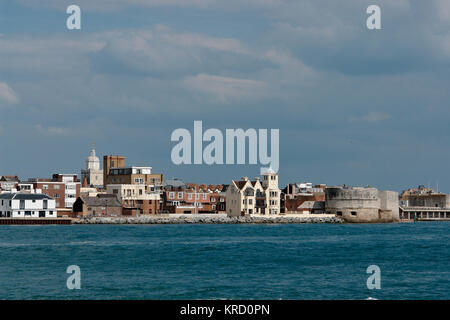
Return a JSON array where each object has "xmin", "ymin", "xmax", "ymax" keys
[
  {"xmin": 196, "ymin": 194, "xmax": 200, "ymax": 200},
  {"xmin": 202, "ymin": 194, "xmax": 207, "ymax": 200},
  {"xmin": 54, "ymin": 194, "xmax": 60, "ymax": 198},
  {"xmin": 43, "ymin": 185, "xmax": 49, "ymax": 190},
  {"xmin": 337, "ymin": 211, "xmax": 343, "ymax": 216},
  {"xmin": 211, "ymin": 197, "xmax": 215, "ymax": 202},
  {"xmin": 351, "ymin": 211, "xmax": 357, "ymax": 216},
  {"xmin": 169, "ymin": 192, "xmax": 175, "ymax": 199},
  {"xmin": 248, "ymin": 199, "xmax": 253, "ymax": 205},
  {"xmin": 188, "ymin": 193, "xmax": 193, "ymax": 200},
  {"xmin": 54, "ymin": 185, "xmax": 60, "ymax": 190},
  {"xmin": 178, "ymin": 192, "xmax": 183, "ymax": 199}
]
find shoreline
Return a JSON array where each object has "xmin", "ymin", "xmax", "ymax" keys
[{"xmin": 72, "ymin": 214, "xmax": 344, "ymax": 224}]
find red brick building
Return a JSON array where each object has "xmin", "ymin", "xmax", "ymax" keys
[{"xmin": 162, "ymin": 183, "xmax": 226, "ymax": 214}]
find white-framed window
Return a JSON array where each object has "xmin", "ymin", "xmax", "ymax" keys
[
  {"xmin": 169, "ymin": 192, "xmax": 175, "ymax": 199},
  {"xmin": 196, "ymin": 194, "xmax": 200, "ymax": 200},
  {"xmin": 202, "ymin": 194, "xmax": 207, "ymax": 200},
  {"xmin": 43, "ymin": 185, "xmax": 49, "ymax": 190},
  {"xmin": 178, "ymin": 192, "xmax": 183, "ymax": 199},
  {"xmin": 188, "ymin": 193, "xmax": 193, "ymax": 200}
]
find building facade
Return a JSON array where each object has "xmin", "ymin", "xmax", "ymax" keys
[
  {"xmin": 29, "ymin": 174, "xmax": 81, "ymax": 216},
  {"xmin": 162, "ymin": 184, "xmax": 226, "ymax": 214},
  {"xmin": 226, "ymin": 170, "xmax": 281, "ymax": 217},
  {"xmin": 73, "ymin": 194, "xmax": 122, "ymax": 217},
  {"xmin": 0, "ymin": 192, "xmax": 56, "ymax": 218},
  {"xmin": 103, "ymin": 155, "xmax": 163, "ymax": 194},
  {"xmin": 106, "ymin": 184, "xmax": 161, "ymax": 215}
]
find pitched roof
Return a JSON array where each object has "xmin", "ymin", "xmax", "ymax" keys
[
  {"xmin": 81, "ymin": 196, "xmax": 121, "ymax": 207},
  {"xmin": 233, "ymin": 180, "xmax": 249, "ymax": 190},
  {"xmin": 0, "ymin": 193, "xmax": 53, "ymax": 200}
]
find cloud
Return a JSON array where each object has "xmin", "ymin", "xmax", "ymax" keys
[
  {"xmin": 90, "ymin": 26, "xmax": 269, "ymax": 78},
  {"xmin": 348, "ymin": 112, "xmax": 391, "ymax": 124},
  {"xmin": 0, "ymin": 82, "xmax": 19, "ymax": 104},
  {"xmin": 183, "ymin": 74, "xmax": 267, "ymax": 103},
  {"xmin": 35, "ymin": 124, "xmax": 71, "ymax": 136}
]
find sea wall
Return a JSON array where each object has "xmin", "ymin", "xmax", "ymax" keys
[{"xmin": 72, "ymin": 214, "xmax": 343, "ymax": 224}]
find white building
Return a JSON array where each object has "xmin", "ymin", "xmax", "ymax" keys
[
  {"xmin": 81, "ymin": 145, "xmax": 103, "ymax": 187},
  {"xmin": 226, "ymin": 169, "xmax": 281, "ymax": 217},
  {"xmin": 0, "ymin": 193, "xmax": 56, "ymax": 218},
  {"xmin": 106, "ymin": 184, "xmax": 160, "ymax": 202}
]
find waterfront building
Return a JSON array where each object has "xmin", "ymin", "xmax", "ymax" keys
[
  {"xmin": 72, "ymin": 194, "xmax": 122, "ymax": 217},
  {"xmin": 399, "ymin": 185, "xmax": 450, "ymax": 221},
  {"xmin": 325, "ymin": 186, "xmax": 399, "ymax": 223},
  {"xmin": 81, "ymin": 145, "xmax": 103, "ymax": 188},
  {"xmin": 226, "ymin": 169, "xmax": 281, "ymax": 217},
  {"xmin": 162, "ymin": 183, "xmax": 226, "ymax": 214},
  {"xmin": 0, "ymin": 192, "xmax": 56, "ymax": 218},
  {"xmin": 106, "ymin": 184, "xmax": 161, "ymax": 215}
]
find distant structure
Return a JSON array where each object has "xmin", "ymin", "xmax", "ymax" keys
[
  {"xmin": 325, "ymin": 186, "xmax": 399, "ymax": 223},
  {"xmin": 0, "ymin": 175, "xmax": 20, "ymax": 191},
  {"xmin": 226, "ymin": 169, "xmax": 281, "ymax": 217},
  {"xmin": 81, "ymin": 144, "xmax": 103, "ymax": 188},
  {"xmin": 399, "ymin": 185, "xmax": 450, "ymax": 221}
]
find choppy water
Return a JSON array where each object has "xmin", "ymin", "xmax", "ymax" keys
[{"xmin": 0, "ymin": 222, "xmax": 449, "ymax": 299}]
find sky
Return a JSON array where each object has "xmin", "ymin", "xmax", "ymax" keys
[{"xmin": 1, "ymin": 0, "xmax": 450, "ymax": 192}]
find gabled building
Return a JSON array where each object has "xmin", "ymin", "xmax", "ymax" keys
[
  {"xmin": 226, "ymin": 169, "xmax": 281, "ymax": 217},
  {"xmin": 0, "ymin": 175, "xmax": 19, "ymax": 191},
  {"xmin": 73, "ymin": 194, "xmax": 122, "ymax": 217},
  {"xmin": 0, "ymin": 192, "xmax": 56, "ymax": 218}
]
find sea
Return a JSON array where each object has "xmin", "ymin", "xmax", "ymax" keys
[{"xmin": 0, "ymin": 222, "xmax": 448, "ymax": 300}]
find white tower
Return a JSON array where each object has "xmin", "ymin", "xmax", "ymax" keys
[
  {"xmin": 85, "ymin": 144, "xmax": 100, "ymax": 170},
  {"xmin": 81, "ymin": 143, "xmax": 103, "ymax": 187}
]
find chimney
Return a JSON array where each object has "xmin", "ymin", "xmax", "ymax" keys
[{"xmin": 242, "ymin": 177, "xmax": 249, "ymax": 181}]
